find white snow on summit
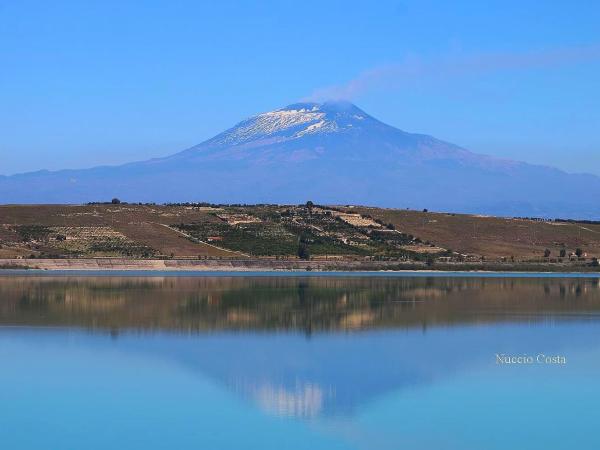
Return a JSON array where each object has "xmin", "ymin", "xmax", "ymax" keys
[
  {"xmin": 213, "ymin": 106, "xmax": 328, "ymax": 145},
  {"xmin": 295, "ymin": 119, "xmax": 339, "ymax": 137},
  {"xmin": 207, "ymin": 102, "xmax": 369, "ymax": 146}
]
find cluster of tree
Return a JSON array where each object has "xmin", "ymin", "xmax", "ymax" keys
[
  {"xmin": 513, "ymin": 216, "xmax": 600, "ymax": 226},
  {"xmin": 87, "ymin": 199, "xmax": 159, "ymax": 206},
  {"xmin": 368, "ymin": 217, "xmax": 396, "ymax": 230},
  {"xmin": 544, "ymin": 248, "xmax": 585, "ymax": 258},
  {"xmin": 163, "ymin": 201, "xmax": 215, "ymax": 207},
  {"xmin": 14, "ymin": 225, "xmax": 51, "ymax": 242},
  {"xmin": 297, "ymin": 235, "xmax": 310, "ymax": 260},
  {"xmin": 166, "ymin": 202, "xmax": 282, "ymax": 207},
  {"xmin": 163, "ymin": 202, "xmax": 291, "ymax": 208},
  {"xmin": 554, "ymin": 218, "xmax": 600, "ymax": 225},
  {"xmin": 513, "ymin": 216, "xmax": 550, "ymax": 222}
]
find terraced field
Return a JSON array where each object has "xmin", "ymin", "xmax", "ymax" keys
[
  {"xmin": 1, "ymin": 203, "xmax": 599, "ymax": 262},
  {"xmin": 0, "ymin": 204, "xmax": 242, "ymax": 259},
  {"xmin": 0, "ymin": 204, "xmax": 428, "ymax": 260},
  {"xmin": 173, "ymin": 205, "xmax": 419, "ymax": 258}
]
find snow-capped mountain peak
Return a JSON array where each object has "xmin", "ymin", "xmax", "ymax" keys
[
  {"xmin": 206, "ymin": 101, "xmax": 374, "ymax": 146},
  {"xmin": 3, "ymin": 100, "xmax": 600, "ymax": 219}
]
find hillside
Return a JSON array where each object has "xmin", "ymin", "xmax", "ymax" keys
[
  {"xmin": 351, "ymin": 207, "xmax": 600, "ymax": 260},
  {"xmin": 2, "ymin": 101, "xmax": 600, "ymax": 218},
  {"xmin": 1, "ymin": 203, "xmax": 599, "ymax": 266}
]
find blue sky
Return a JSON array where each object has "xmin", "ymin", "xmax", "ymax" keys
[{"xmin": 1, "ymin": 0, "xmax": 600, "ymax": 175}]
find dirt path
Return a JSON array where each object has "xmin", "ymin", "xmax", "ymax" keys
[{"xmin": 157, "ymin": 224, "xmax": 250, "ymax": 257}]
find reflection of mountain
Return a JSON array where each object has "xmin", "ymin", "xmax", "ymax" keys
[
  {"xmin": 2, "ymin": 276, "xmax": 600, "ymax": 332},
  {"xmin": 249, "ymin": 382, "xmax": 324, "ymax": 418},
  {"xmin": 180, "ymin": 323, "xmax": 600, "ymax": 417},
  {"xmin": 3, "ymin": 275, "xmax": 600, "ymax": 417},
  {"xmin": 7, "ymin": 319, "xmax": 600, "ymax": 418},
  {"xmin": 180, "ymin": 332, "xmax": 430, "ymax": 417}
]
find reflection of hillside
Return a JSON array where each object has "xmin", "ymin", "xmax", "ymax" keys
[{"xmin": 1, "ymin": 276, "xmax": 600, "ymax": 332}]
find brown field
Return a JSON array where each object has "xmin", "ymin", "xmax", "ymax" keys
[
  {"xmin": 351, "ymin": 207, "xmax": 600, "ymax": 259},
  {"xmin": 1, "ymin": 203, "xmax": 599, "ymax": 262},
  {"xmin": 0, "ymin": 204, "xmax": 242, "ymax": 258}
]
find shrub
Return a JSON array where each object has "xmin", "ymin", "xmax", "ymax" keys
[{"xmin": 14, "ymin": 225, "xmax": 51, "ymax": 242}]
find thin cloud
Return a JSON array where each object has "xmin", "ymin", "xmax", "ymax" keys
[{"xmin": 306, "ymin": 44, "xmax": 600, "ymax": 101}]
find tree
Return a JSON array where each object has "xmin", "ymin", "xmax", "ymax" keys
[
  {"xmin": 575, "ymin": 248, "xmax": 583, "ymax": 258},
  {"xmin": 305, "ymin": 200, "xmax": 314, "ymax": 209},
  {"xmin": 111, "ymin": 198, "xmax": 121, "ymax": 204},
  {"xmin": 298, "ymin": 242, "xmax": 310, "ymax": 260},
  {"xmin": 544, "ymin": 249, "xmax": 551, "ymax": 258},
  {"xmin": 297, "ymin": 234, "xmax": 310, "ymax": 260},
  {"xmin": 559, "ymin": 249, "xmax": 566, "ymax": 258}
]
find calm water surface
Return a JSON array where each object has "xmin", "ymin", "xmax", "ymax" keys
[{"xmin": 1, "ymin": 273, "xmax": 600, "ymax": 449}]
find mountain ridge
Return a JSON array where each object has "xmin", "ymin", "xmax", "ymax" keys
[
  {"xmin": 1, "ymin": 101, "xmax": 599, "ymax": 219},
  {"xmin": 160, "ymin": 100, "xmax": 518, "ymax": 169}
]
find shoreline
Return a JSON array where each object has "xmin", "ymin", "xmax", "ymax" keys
[{"xmin": 1, "ymin": 258, "xmax": 599, "ymax": 275}]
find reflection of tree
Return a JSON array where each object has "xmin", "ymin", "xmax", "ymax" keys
[
  {"xmin": 1, "ymin": 276, "xmax": 600, "ymax": 333},
  {"xmin": 297, "ymin": 280, "xmax": 312, "ymax": 336}
]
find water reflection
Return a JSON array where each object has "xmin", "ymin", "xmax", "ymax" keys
[
  {"xmin": 251, "ymin": 382, "xmax": 324, "ymax": 418},
  {"xmin": 1, "ymin": 276, "xmax": 600, "ymax": 332},
  {"xmin": 2, "ymin": 275, "xmax": 600, "ymax": 449}
]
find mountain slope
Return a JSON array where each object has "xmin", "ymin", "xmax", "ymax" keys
[{"xmin": 2, "ymin": 101, "xmax": 599, "ymax": 218}]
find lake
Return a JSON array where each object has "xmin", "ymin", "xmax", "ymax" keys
[{"xmin": 1, "ymin": 273, "xmax": 600, "ymax": 449}]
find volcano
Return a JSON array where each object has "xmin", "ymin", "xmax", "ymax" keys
[{"xmin": 2, "ymin": 100, "xmax": 599, "ymax": 218}]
